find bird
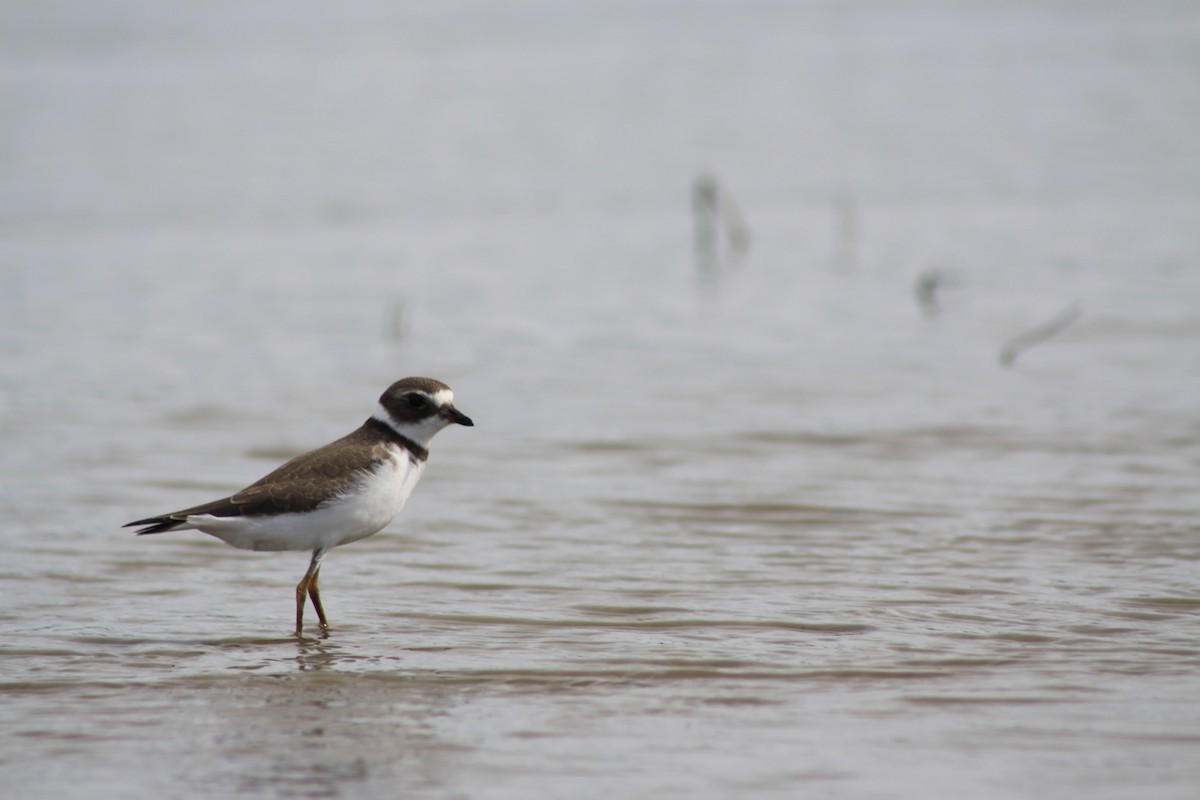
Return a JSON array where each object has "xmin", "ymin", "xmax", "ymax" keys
[{"xmin": 124, "ymin": 377, "xmax": 473, "ymax": 636}]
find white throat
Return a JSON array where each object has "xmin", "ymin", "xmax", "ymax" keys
[{"xmin": 371, "ymin": 403, "xmax": 451, "ymax": 449}]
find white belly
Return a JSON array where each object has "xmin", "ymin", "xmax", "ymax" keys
[{"xmin": 186, "ymin": 452, "xmax": 425, "ymax": 552}]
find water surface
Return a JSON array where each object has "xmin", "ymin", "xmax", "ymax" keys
[{"xmin": 2, "ymin": 1, "xmax": 1199, "ymax": 798}]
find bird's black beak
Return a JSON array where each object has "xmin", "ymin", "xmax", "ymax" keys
[{"xmin": 443, "ymin": 406, "xmax": 474, "ymax": 427}]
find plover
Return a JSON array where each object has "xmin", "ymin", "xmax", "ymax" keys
[{"xmin": 124, "ymin": 377, "xmax": 473, "ymax": 636}]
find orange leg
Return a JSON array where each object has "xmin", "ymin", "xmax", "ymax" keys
[
  {"xmin": 294, "ymin": 549, "xmax": 327, "ymax": 636},
  {"xmin": 308, "ymin": 568, "xmax": 329, "ymax": 629}
]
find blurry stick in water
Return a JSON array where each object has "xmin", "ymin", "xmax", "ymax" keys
[
  {"xmin": 832, "ymin": 193, "xmax": 857, "ymax": 272},
  {"xmin": 693, "ymin": 173, "xmax": 751, "ymax": 281},
  {"xmin": 693, "ymin": 175, "xmax": 719, "ymax": 279},
  {"xmin": 999, "ymin": 301, "xmax": 1083, "ymax": 367},
  {"xmin": 719, "ymin": 186, "xmax": 751, "ymax": 267},
  {"xmin": 914, "ymin": 268, "xmax": 962, "ymax": 318}
]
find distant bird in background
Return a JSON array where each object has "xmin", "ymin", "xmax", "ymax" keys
[{"xmin": 125, "ymin": 377, "xmax": 473, "ymax": 636}]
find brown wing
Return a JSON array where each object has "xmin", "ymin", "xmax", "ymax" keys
[{"xmin": 125, "ymin": 425, "xmax": 387, "ymax": 533}]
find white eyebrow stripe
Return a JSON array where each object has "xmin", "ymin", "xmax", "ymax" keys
[{"xmin": 432, "ymin": 389, "xmax": 454, "ymax": 406}]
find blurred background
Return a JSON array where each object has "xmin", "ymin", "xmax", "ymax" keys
[{"xmin": 2, "ymin": 1, "xmax": 1199, "ymax": 798}]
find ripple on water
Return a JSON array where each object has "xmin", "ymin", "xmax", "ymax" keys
[{"xmin": 389, "ymin": 611, "xmax": 875, "ymax": 634}]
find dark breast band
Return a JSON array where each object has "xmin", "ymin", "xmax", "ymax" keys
[{"xmin": 364, "ymin": 417, "xmax": 429, "ymax": 463}]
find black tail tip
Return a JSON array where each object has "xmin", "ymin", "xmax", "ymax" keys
[{"xmin": 124, "ymin": 516, "xmax": 178, "ymax": 535}]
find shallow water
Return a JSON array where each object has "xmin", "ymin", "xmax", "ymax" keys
[{"xmin": 3, "ymin": 1, "xmax": 1200, "ymax": 798}]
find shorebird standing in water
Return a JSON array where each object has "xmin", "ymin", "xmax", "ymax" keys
[{"xmin": 124, "ymin": 377, "xmax": 473, "ymax": 636}]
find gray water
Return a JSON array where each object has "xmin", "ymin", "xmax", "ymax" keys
[{"xmin": 2, "ymin": 1, "xmax": 1199, "ymax": 798}]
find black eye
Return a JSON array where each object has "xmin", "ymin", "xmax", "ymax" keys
[{"xmin": 406, "ymin": 394, "xmax": 428, "ymax": 410}]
